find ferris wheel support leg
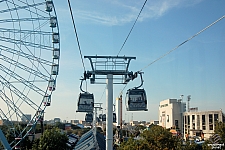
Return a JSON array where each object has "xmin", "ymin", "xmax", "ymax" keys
[
  {"xmin": 0, "ymin": 129, "xmax": 11, "ymax": 150},
  {"xmin": 106, "ymin": 74, "xmax": 113, "ymax": 150}
]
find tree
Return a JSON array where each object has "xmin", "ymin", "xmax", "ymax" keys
[
  {"xmin": 214, "ymin": 121, "xmax": 225, "ymax": 143},
  {"xmin": 118, "ymin": 125, "xmax": 201, "ymax": 150},
  {"xmin": 141, "ymin": 125, "xmax": 181, "ymax": 150},
  {"xmin": 37, "ymin": 127, "xmax": 69, "ymax": 150}
]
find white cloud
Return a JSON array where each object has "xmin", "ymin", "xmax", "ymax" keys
[{"xmin": 70, "ymin": 0, "xmax": 203, "ymax": 26}]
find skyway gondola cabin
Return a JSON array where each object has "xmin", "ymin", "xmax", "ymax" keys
[
  {"xmin": 113, "ymin": 113, "xmax": 117, "ymax": 123},
  {"xmin": 85, "ymin": 113, "xmax": 93, "ymax": 123},
  {"xmin": 76, "ymin": 92, "xmax": 94, "ymax": 112},
  {"xmin": 126, "ymin": 88, "xmax": 148, "ymax": 111}
]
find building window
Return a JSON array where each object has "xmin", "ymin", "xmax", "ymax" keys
[
  {"xmin": 214, "ymin": 114, "xmax": 218, "ymax": 123},
  {"xmin": 175, "ymin": 120, "xmax": 178, "ymax": 129},
  {"xmin": 187, "ymin": 115, "xmax": 190, "ymax": 125},
  {"xmin": 192, "ymin": 115, "xmax": 195, "ymax": 130},
  {"xmin": 209, "ymin": 114, "xmax": 213, "ymax": 124},
  {"xmin": 209, "ymin": 125, "xmax": 213, "ymax": 130},
  {"xmin": 202, "ymin": 126, "xmax": 206, "ymax": 130},
  {"xmin": 192, "ymin": 115, "xmax": 195, "ymax": 122},
  {"xmin": 167, "ymin": 115, "xmax": 169, "ymax": 122},
  {"xmin": 197, "ymin": 115, "xmax": 200, "ymax": 130},
  {"xmin": 209, "ymin": 114, "xmax": 213, "ymax": 130},
  {"xmin": 202, "ymin": 115, "xmax": 206, "ymax": 130},
  {"xmin": 202, "ymin": 115, "xmax": 205, "ymax": 125}
]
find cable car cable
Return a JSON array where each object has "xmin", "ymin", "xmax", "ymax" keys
[
  {"xmin": 67, "ymin": 0, "xmax": 86, "ymax": 72},
  {"xmin": 138, "ymin": 15, "xmax": 225, "ymax": 72},
  {"xmin": 116, "ymin": 15, "xmax": 225, "ymax": 102},
  {"xmin": 117, "ymin": 0, "xmax": 148, "ymax": 56}
]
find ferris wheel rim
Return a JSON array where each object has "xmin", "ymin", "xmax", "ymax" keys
[{"xmin": 0, "ymin": 0, "xmax": 60, "ymax": 149}]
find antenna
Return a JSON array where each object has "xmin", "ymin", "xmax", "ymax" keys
[{"xmin": 187, "ymin": 95, "xmax": 191, "ymax": 112}]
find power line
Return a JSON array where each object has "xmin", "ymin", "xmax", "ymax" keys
[
  {"xmin": 67, "ymin": 0, "xmax": 86, "ymax": 72},
  {"xmin": 138, "ymin": 15, "xmax": 225, "ymax": 72},
  {"xmin": 116, "ymin": 15, "xmax": 225, "ymax": 100},
  {"xmin": 117, "ymin": 0, "xmax": 148, "ymax": 56}
]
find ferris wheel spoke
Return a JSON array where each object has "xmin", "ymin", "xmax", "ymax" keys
[
  {"xmin": 0, "ymin": 46, "xmax": 54, "ymax": 66},
  {"xmin": 0, "ymin": 2, "xmax": 45, "ymax": 14},
  {"xmin": 0, "ymin": 17, "xmax": 50, "ymax": 23},
  {"xmin": 0, "ymin": 93, "xmax": 25, "ymax": 122},
  {"xmin": 0, "ymin": 75, "xmax": 39, "ymax": 109},
  {"xmin": 0, "ymin": 35, "xmax": 52, "ymax": 50},
  {"xmin": 0, "ymin": 0, "xmax": 60, "ymax": 147},
  {"xmin": 0, "ymin": 64, "xmax": 46, "ymax": 96},
  {"xmin": 0, "ymin": 55, "xmax": 50, "ymax": 81},
  {"xmin": 0, "ymin": 28, "xmax": 52, "ymax": 35}
]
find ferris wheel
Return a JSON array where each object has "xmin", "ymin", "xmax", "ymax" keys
[{"xmin": 0, "ymin": 0, "xmax": 60, "ymax": 149}]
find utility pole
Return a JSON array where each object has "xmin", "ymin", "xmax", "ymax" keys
[
  {"xmin": 84, "ymin": 56, "xmax": 135, "ymax": 150},
  {"xmin": 119, "ymin": 94, "xmax": 123, "ymax": 142},
  {"xmin": 120, "ymin": 94, "xmax": 122, "ymax": 130},
  {"xmin": 180, "ymin": 94, "xmax": 184, "ymax": 141}
]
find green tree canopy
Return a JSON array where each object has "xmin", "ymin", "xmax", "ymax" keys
[
  {"xmin": 34, "ymin": 127, "xmax": 69, "ymax": 150},
  {"xmin": 119, "ymin": 125, "xmax": 201, "ymax": 150}
]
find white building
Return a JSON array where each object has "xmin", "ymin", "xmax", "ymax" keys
[
  {"xmin": 159, "ymin": 99, "xmax": 186, "ymax": 131},
  {"xmin": 183, "ymin": 110, "xmax": 225, "ymax": 140}
]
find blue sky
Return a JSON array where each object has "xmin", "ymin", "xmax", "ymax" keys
[{"xmin": 47, "ymin": 0, "xmax": 225, "ymax": 122}]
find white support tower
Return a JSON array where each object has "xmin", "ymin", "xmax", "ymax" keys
[
  {"xmin": 116, "ymin": 97, "xmax": 122, "ymax": 126},
  {"xmin": 84, "ymin": 56, "xmax": 135, "ymax": 150}
]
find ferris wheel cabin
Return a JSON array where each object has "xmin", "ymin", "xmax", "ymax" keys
[
  {"xmin": 48, "ymin": 79, "xmax": 56, "ymax": 91},
  {"xmin": 51, "ymin": 64, "xmax": 59, "ymax": 75},
  {"xmin": 52, "ymin": 33, "xmax": 59, "ymax": 43},
  {"xmin": 76, "ymin": 93, "xmax": 94, "ymax": 112},
  {"xmin": 45, "ymin": 1, "xmax": 53, "ymax": 12},
  {"xmin": 53, "ymin": 48, "xmax": 60, "ymax": 59},
  {"xmin": 43, "ymin": 95, "xmax": 51, "ymax": 106},
  {"xmin": 126, "ymin": 88, "xmax": 148, "ymax": 111},
  {"xmin": 50, "ymin": 17, "xmax": 57, "ymax": 28},
  {"xmin": 36, "ymin": 110, "xmax": 44, "ymax": 122}
]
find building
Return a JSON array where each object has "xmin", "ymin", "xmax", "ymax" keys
[
  {"xmin": 21, "ymin": 114, "xmax": 31, "ymax": 122},
  {"xmin": 150, "ymin": 120, "xmax": 159, "ymax": 125},
  {"xmin": 71, "ymin": 120, "xmax": 79, "ymax": 125},
  {"xmin": 183, "ymin": 109, "xmax": 225, "ymax": 140},
  {"xmin": 159, "ymin": 99, "xmax": 186, "ymax": 131},
  {"xmin": 54, "ymin": 118, "xmax": 61, "ymax": 123}
]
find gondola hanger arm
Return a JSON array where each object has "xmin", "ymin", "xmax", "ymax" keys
[
  {"xmin": 133, "ymin": 71, "xmax": 144, "ymax": 89},
  {"xmin": 79, "ymin": 77, "xmax": 86, "ymax": 93}
]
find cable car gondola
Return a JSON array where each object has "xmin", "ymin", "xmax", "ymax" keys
[
  {"xmin": 102, "ymin": 114, "xmax": 106, "ymax": 121},
  {"xmin": 85, "ymin": 113, "xmax": 93, "ymax": 123},
  {"xmin": 77, "ymin": 92, "xmax": 94, "ymax": 112},
  {"xmin": 100, "ymin": 113, "xmax": 116, "ymax": 122},
  {"xmin": 126, "ymin": 72, "xmax": 148, "ymax": 111},
  {"xmin": 76, "ymin": 79, "xmax": 94, "ymax": 112},
  {"xmin": 113, "ymin": 113, "xmax": 117, "ymax": 123}
]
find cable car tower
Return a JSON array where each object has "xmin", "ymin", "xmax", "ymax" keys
[{"xmin": 84, "ymin": 55, "xmax": 136, "ymax": 150}]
